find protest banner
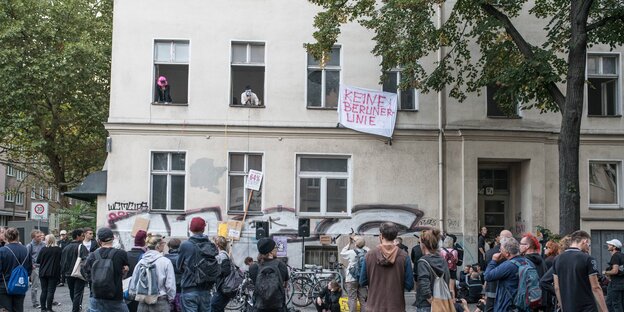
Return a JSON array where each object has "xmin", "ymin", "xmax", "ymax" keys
[{"xmin": 338, "ymin": 85, "xmax": 398, "ymax": 138}]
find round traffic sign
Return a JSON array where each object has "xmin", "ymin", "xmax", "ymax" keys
[{"xmin": 34, "ymin": 204, "xmax": 45, "ymax": 215}]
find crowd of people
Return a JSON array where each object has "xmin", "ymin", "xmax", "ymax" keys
[{"xmin": 0, "ymin": 220, "xmax": 620, "ymax": 312}]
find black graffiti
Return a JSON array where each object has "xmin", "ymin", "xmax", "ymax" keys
[{"xmin": 108, "ymin": 201, "xmax": 149, "ymax": 211}]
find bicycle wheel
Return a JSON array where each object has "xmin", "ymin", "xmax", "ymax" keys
[
  {"xmin": 225, "ymin": 290, "xmax": 245, "ymax": 311},
  {"xmin": 290, "ymin": 276, "xmax": 314, "ymax": 307}
]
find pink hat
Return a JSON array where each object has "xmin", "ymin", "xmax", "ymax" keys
[{"xmin": 157, "ymin": 76, "xmax": 168, "ymax": 87}]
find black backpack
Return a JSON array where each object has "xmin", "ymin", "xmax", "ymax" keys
[
  {"xmin": 254, "ymin": 261, "xmax": 284, "ymax": 310},
  {"xmin": 91, "ymin": 249, "xmax": 117, "ymax": 300},
  {"xmin": 190, "ymin": 239, "xmax": 220, "ymax": 286}
]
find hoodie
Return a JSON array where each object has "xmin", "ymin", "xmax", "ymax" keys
[
  {"xmin": 131, "ymin": 250, "xmax": 176, "ymax": 301},
  {"xmin": 360, "ymin": 244, "xmax": 413, "ymax": 312},
  {"xmin": 176, "ymin": 234, "xmax": 218, "ymax": 290},
  {"xmin": 525, "ymin": 252, "xmax": 547, "ymax": 277},
  {"xmin": 416, "ymin": 253, "xmax": 451, "ymax": 308}
]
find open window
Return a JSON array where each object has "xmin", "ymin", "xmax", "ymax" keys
[
  {"xmin": 153, "ymin": 40, "xmax": 189, "ymax": 104},
  {"xmin": 307, "ymin": 46, "xmax": 341, "ymax": 108},
  {"xmin": 231, "ymin": 42, "xmax": 265, "ymax": 106},
  {"xmin": 587, "ymin": 54, "xmax": 619, "ymax": 116}
]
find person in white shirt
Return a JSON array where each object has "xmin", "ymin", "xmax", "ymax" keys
[
  {"xmin": 129, "ymin": 235, "xmax": 176, "ymax": 311},
  {"xmin": 240, "ymin": 85, "xmax": 261, "ymax": 105},
  {"xmin": 341, "ymin": 235, "xmax": 369, "ymax": 312}
]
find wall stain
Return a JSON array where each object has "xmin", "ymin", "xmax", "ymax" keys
[{"xmin": 189, "ymin": 158, "xmax": 227, "ymax": 193}]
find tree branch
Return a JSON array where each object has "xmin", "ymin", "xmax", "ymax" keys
[
  {"xmin": 480, "ymin": 4, "xmax": 566, "ymax": 110},
  {"xmin": 587, "ymin": 13, "xmax": 624, "ymax": 32}
]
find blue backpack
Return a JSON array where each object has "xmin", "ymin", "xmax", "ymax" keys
[
  {"xmin": 2, "ymin": 246, "xmax": 29, "ymax": 295},
  {"xmin": 510, "ymin": 258, "xmax": 542, "ymax": 311}
]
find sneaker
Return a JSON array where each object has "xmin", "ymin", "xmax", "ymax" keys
[
  {"xmin": 56, "ymin": 283, "xmax": 64, "ymax": 287},
  {"xmin": 33, "ymin": 304, "xmax": 41, "ymax": 308},
  {"xmin": 52, "ymin": 302, "xmax": 61, "ymax": 306}
]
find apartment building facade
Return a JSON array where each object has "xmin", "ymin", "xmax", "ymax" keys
[{"xmin": 101, "ymin": 0, "xmax": 624, "ymax": 268}]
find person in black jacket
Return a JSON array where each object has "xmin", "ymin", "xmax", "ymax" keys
[
  {"xmin": 57, "ymin": 230, "xmax": 70, "ymax": 287},
  {"xmin": 314, "ymin": 280, "xmax": 342, "ymax": 312},
  {"xmin": 210, "ymin": 236, "xmax": 233, "ymax": 312},
  {"xmin": 60, "ymin": 229, "xmax": 88, "ymax": 312},
  {"xmin": 37, "ymin": 234, "xmax": 62, "ymax": 312},
  {"xmin": 165, "ymin": 238, "xmax": 183, "ymax": 312},
  {"xmin": 0, "ymin": 227, "xmax": 33, "ymax": 312}
]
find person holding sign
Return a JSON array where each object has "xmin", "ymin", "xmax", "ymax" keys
[{"xmin": 240, "ymin": 85, "xmax": 261, "ymax": 106}]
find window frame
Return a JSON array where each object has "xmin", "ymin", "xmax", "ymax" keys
[
  {"xmin": 6, "ymin": 166, "xmax": 15, "ymax": 177},
  {"xmin": 485, "ymin": 83, "xmax": 522, "ymax": 118},
  {"xmin": 31, "ymin": 187, "xmax": 36, "ymax": 199},
  {"xmin": 588, "ymin": 160, "xmax": 622, "ymax": 209},
  {"xmin": 381, "ymin": 70, "xmax": 419, "ymax": 111},
  {"xmin": 149, "ymin": 151, "xmax": 187, "ymax": 211},
  {"xmin": 586, "ymin": 52, "xmax": 621, "ymax": 117},
  {"xmin": 296, "ymin": 154, "xmax": 352, "ymax": 217},
  {"xmin": 16, "ymin": 192, "xmax": 24, "ymax": 206},
  {"xmin": 4, "ymin": 189, "xmax": 14, "ymax": 203},
  {"xmin": 16, "ymin": 170, "xmax": 26, "ymax": 181},
  {"xmin": 152, "ymin": 39, "xmax": 191, "ymax": 105},
  {"xmin": 306, "ymin": 45, "xmax": 342, "ymax": 109},
  {"xmin": 230, "ymin": 40, "xmax": 266, "ymax": 107},
  {"xmin": 226, "ymin": 152, "xmax": 264, "ymax": 214}
]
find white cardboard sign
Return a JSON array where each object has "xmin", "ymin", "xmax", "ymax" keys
[{"xmin": 246, "ymin": 170, "xmax": 263, "ymax": 191}]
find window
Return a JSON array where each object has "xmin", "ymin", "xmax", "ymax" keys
[
  {"xmin": 231, "ymin": 42, "xmax": 265, "ymax": 106},
  {"xmin": 4, "ymin": 189, "xmax": 14, "ymax": 203},
  {"xmin": 587, "ymin": 54, "xmax": 619, "ymax": 116},
  {"xmin": 39, "ymin": 187, "xmax": 45, "ymax": 199},
  {"xmin": 228, "ymin": 153, "xmax": 263, "ymax": 213},
  {"xmin": 16, "ymin": 192, "xmax": 23, "ymax": 206},
  {"xmin": 153, "ymin": 40, "xmax": 189, "ymax": 104},
  {"xmin": 151, "ymin": 152, "xmax": 186, "ymax": 210},
  {"xmin": 31, "ymin": 187, "xmax": 36, "ymax": 199},
  {"xmin": 6, "ymin": 166, "xmax": 15, "ymax": 177},
  {"xmin": 297, "ymin": 156, "xmax": 350, "ymax": 215},
  {"xmin": 48, "ymin": 187, "xmax": 53, "ymax": 200},
  {"xmin": 382, "ymin": 71, "xmax": 418, "ymax": 110},
  {"xmin": 307, "ymin": 46, "xmax": 341, "ymax": 108},
  {"xmin": 589, "ymin": 161, "xmax": 621, "ymax": 207},
  {"xmin": 16, "ymin": 170, "xmax": 26, "ymax": 181},
  {"xmin": 486, "ymin": 84, "xmax": 519, "ymax": 117}
]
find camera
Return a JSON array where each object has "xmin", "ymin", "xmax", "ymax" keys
[{"xmin": 476, "ymin": 301, "xmax": 486, "ymax": 310}]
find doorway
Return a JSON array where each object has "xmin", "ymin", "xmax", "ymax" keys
[{"xmin": 478, "ymin": 167, "xmax": 510, "ymax": 240}]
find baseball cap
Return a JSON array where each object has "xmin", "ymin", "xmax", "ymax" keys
[
  {"xmin": 97, "ymin": 228, "xmax": 114, "ymax": 243},
  {"xmin": 606, "ymin": 239, "xmax": 622, "ymax": 248},
  {"xmin": 60, "ymin": 230, "xmax": 67, "ymax": 235}
]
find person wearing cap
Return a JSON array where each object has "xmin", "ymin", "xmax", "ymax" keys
[
  {"xmin": 240, "ymin": 85, "xmax": 261, "ymax": 106},
  {"xmin": 248, "ymin": 237, "xmax": 289, "ymax": 311},
  {"xmin": 129, "ymin": 234, "xmax": 176, "ymax": 312},
  {"xmin": 57, "ymin": 230, "xmax": 70, "ymax": 287},
  {"xmin": 604, "ymin": 239, "xmax": 624, "ymax": 312},
  {"xmin": 83, "ymin": 228, "xmax": 129, "ymax": 311},
  {"xmin": 126, "ymin": 230, "xmax": 148, "ymax": 312},
  {"xmin": 177, "ymin": 217, "xmax": 219, "ymax": 312}
]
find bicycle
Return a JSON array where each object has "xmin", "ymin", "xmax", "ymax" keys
[
  {"xmin": 225, "ymin": 271, "xmax": 254, "ymax": 311},
  {"xmin": 288, "ymin": 263, "xmax": 345, "ymax": 308}
]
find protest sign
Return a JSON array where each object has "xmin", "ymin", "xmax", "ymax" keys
[{"xmin": 338, "ymin": 85, "xmax": 398, "ymax": 138}]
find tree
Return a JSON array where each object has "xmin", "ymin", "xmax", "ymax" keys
[
  {"xmin": 0, "ymin": 0, "xmax": 112, "ymax": 207},
  {"xmin": 307, "ymin": 0, "xmax": 624, "ymax": 234}
]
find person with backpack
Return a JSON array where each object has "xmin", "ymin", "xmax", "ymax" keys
[
  {"xmin": 128, "ymin": 234, "xmax": 175, "ymax": 312},
  {"xmin": 0, "ymin": 227, "xmax": 32, "ymax": 312},
  {"xmin": 164, "ymin": 238, "xmax": 182, "ymax": 312},
  {"xmin": 27, "ymin": 229, "xmax": 45, "ymax": 309},
  {"xmin": 415, "ymin": 228, "xmax": 453, "ymax": 312},
  {"xmin": 126, "ymin": 230, "xmax": 148, "ymax": 312},
  {"xmin": 484, "ymin": 236, "xmax": 538, "ymax": 312},
  {"xmin": 249, "ymin": 237, "xmax": 289, "ymax": 312},
  {"xmin": 176, "ymin": 217, "xmax": 220, "ymax": 312},
  {"xmin": 82, "ymin": 227, "xmax": 130, "ymax": 311},
  {"xmin": 210, "ymin": 236, "xmax": 235, "ymax": 312},
  {"xmin": 60, "ymin": 229, "xmax": 88, "ymax": 312},
  {"xmin": 359, "ymin": 222, "xmax": 413, "ymax": 312},
  {"xmin": 340, "ymin": 235, "xmax": 369, "ymax": 312},
  {"xmin": 439, "ymin": 236, "xmax": 459, "ymax": 298},
  {"xmin": 36, "ymin": 234, "xmax": 62, "ymax": 312}
]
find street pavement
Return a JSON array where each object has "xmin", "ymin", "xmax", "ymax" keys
[{"xmin": 20, "ymin": 286, "xmax": 476, "ymax": 312}]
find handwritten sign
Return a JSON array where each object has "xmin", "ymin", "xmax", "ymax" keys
[
  {"xmin": 338, "ymin": 85, "xmax": 397, "ymax": 138},
  {"xmin": 246, "ymin": 170, "xmax": 263, "ymax": 191},
  {"xmin": 274, "ymin": 236, "xmax": 288, "ymax": 257}
]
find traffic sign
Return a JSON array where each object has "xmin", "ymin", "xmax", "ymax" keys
[{"xmin": 31, "ymin": 202, "xmax": 48, "ymax": 220}]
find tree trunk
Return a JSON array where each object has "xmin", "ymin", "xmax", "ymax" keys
[{"xmin": 559, "ymin": 3, "xmax": 589, "ymax": 235}]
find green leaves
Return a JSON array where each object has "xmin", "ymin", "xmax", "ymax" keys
[{"xmin": 0, "ymin": 0, "xmax": 112, "ymax": 195}]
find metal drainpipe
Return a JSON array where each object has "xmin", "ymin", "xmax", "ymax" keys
[{"xmin": 437, "ymin": 2, "xmax": 446, "ymax": 233}]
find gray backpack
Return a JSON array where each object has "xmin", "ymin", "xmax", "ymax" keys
[{"xmin": 129, "ymin": 260, "xmax": 160, "ymax": 304}]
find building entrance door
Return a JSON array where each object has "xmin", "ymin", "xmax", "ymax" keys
[{"xmin": 478, "ymin": 167, "xmax": 510, "ymax": 240}]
